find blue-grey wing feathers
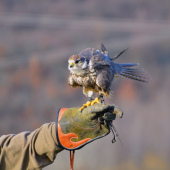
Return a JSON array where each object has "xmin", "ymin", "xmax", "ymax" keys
[{"xmin": 78, "ymin": 48, "xmax": 94, "ymax": 61}]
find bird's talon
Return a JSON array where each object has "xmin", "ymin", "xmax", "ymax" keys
[
  {"xmin": 101, "ymin": 99, "xmax": 105, "ymax": 104},
  {"xmin": 79, "ymin": 106, "xmax": 85, "ymax": 111},
  {"xmin": 83, "ymin": 101, "xmax": 92, "ymax": 107},
  {"xmin": 91, "ymin": 97, "xmax": 100, "ymax": 105},
  {"xmin": 79, "ymin": 101, "xmax": 92, "ymax": 111}
]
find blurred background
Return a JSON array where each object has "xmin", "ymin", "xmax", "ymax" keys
[{"xmin": 0, "ymin": 0, "xmax": 170, "ymax": 170}]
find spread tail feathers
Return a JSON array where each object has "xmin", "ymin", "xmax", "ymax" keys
[{"xmin": 115, "ymin": 63, "xmax": 151, "ymax": 83}]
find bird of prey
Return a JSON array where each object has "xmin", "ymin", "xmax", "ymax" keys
[{"xmin": 68, "ymin": 43, "xmax": 150, "ymax": 111}]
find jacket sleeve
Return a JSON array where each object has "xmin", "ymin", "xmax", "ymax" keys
[{"xmin": 0, "ymin": 122, "xmax": 63, "ymax": 170}]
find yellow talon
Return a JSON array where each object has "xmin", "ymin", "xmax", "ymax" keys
[
  {"xmin": 79, "ymin": 98, "xmax": 101, "ymax": 111},
  {"xmin": 83, "ymin": 101, "xmax": 92, "ymax": 107},
  {"xmin": 79, "ymin": 101, "xmax": 92, "ymax": 111},
  {"xmin": 79, "ymin": 106, "xmax": 85, "ymax": 111},
  {"xmin": 91, "ymin": 97, "xmax": 100, "ymax": 105}
]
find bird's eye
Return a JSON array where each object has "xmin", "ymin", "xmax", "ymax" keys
[{"xmin": 75, "ymin": 60, "xmax": 80, "ymax": 64}]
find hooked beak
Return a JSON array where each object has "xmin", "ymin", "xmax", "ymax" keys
[{"xmin": 69, "ymin": 63, "xmax": 75, "ymax": 68}]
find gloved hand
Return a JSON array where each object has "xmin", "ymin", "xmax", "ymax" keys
[{"xmin": 56, "ymin": 103, "xmax": 123, "ymax": 150}]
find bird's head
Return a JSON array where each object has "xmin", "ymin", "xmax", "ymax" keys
[{"xmin": 68, "ymin": 55, "xmax": 87, "ymax": 75}]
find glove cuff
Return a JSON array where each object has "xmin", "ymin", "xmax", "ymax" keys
[{"xmin": 56, "ymin": 108, "xmax": 110, "ymax": 151}]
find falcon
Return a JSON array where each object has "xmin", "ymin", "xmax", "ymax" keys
[{"xmin": 68, "ymin": 43, "xmax": 150, "ymax": 111}]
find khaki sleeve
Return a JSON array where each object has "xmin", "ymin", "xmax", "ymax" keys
[{"xmin": 0, "ymin": 122, "xmax": 64, "ymax": 170}]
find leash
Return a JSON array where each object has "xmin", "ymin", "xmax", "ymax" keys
[
  {"xmin": 108, "ymin": 121, "xmax": 123, "ymax": 146},
  {"xmin": 69, "ymin": 150, "xmax": 75, "ymax": 170}
]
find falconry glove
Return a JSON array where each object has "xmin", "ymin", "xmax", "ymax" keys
[{"xmin": 55, "ymin": 103, "xmax": 123, "ymax": 151}]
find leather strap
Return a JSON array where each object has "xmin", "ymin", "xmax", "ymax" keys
[{"xmin": 70, "ymin": 150, "xmax": 75, "ymax": 170}]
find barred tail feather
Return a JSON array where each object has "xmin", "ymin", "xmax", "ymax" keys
[
  {"xmin": 115, "ymin": 63, "xmax": 151, "ymax": 83},
  {"xmin": 119, "ymin": 63, "xmax": 139, "ymax": 67},
  {"xmin": 118, "ymin": 72, "xmax": 150, "ymax": 83}
]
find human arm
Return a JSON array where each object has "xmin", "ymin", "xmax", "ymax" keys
[{"xmin": 0, "ymin": 123, "xmax": 63, "ymax": 170}]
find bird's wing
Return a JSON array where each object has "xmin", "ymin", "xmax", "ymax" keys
[
  {"xmin": 114, "ymin": 63, "xmax": 151, "ymax": 83},
  {"xmin": 90, "ymin": 52, "xmax": 112, "ymax": 70},
  {"xmin": 96, "ymin": 69, "xmax": 114, "ymax": 96},
  {"xmin": 101, "ymin": 43, "xmax": 111, "ymax": 59},
  {"xmin": 78, "ymin": 48, "xmax": 94, "ymax": 61}
]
